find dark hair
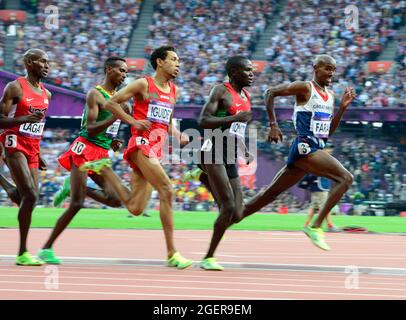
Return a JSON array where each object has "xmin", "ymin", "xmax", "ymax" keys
[
  {"xmin": 150, "ymin": 46, "xmax": 176, "ymax": 70},
  {"xmin": 104, "ymin": 56, "xmax": 126, "ymax": 74},
  {"xmin": 225, "ymin": 56, "xmax": 248, "ymax": 77}
]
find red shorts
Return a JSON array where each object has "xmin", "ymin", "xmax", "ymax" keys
[
  {"xmin": 0, "ymin": 133, "xmax": 40, "ymax": 169},
  {"xmin": 58, "ymin": 136, "xmax": 109, "ymax": 172},
  {"xmin": 123, "ymin": 135, "xmax": 165, "ymax": 172}
]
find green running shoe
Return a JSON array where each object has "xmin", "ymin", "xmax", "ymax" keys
[
  {"xmin": 15, "ymin": 252, "xmax": 44, "ymax": 266},
  {"xmin": 53, "ymin": 176, "xmax": 71, "ymax": 207},
  {"xmin": 182, "ymin": 167, "xmax": 203, "ymax": 182},
  {"xmin": 303, "ymin": 226, "xmax": 331, "ymax": 251},
  {"xmin": 37, "ymin": 248, "xmax": 61, "ymax": 265},
  {"xmin": 167, "ymin": 252, "xmax": 193, "ymax": 269},
  {"xmin": 200, "ymin": 257, "xmax": 224, "ymax": 271},
  {"xmin": 79, "ymin": 158, "xmax": 112, "ymax": 175}
]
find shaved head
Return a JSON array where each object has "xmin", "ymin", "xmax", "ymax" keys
[
  {"xmin": 23, "ymin": 49, "xmax": 48, "ymax": 64},
  {"xmin": 313, "ymin": 54, "xmax": 336, "ymax": 67}
]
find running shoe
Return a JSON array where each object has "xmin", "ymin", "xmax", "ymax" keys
[
  {"xmin": 327, "ymin": 225, "xmax": 341, "ymax": 233},
  {"xmin": 37, "ymin": 248, "xmax": 61, "ymax": 265},
  {"xmin": 303, "ymin": 226, "xmax": 331, "ymax": 251},
  {"xmin": 182, "ymin": 167, "xmax": 203, "ymax": 182},
  {"xmin": 15, "ymin": 252, "xmax": 44, "ymax": 266},
  {"xmin": 200, "ymin": 257, "xmax": 224, "ymax": 271},
  {"xmin": 79, "ymin": 158, "xmax": 112, "ymax": 175},
  {"xmin": 167, "ymin": 252, "xmax": 193, "ymax": 269},
  {"xmin": 53, "ymin": 176, "xmax": 71, "ymax": 207}
]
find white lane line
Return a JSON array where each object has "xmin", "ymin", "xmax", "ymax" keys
[
  {"xmin": 1, "ymin": 273, "xmax": 405, "ymax": 288},
  {"xmin": 1, "ymin": 281, "xmax": 405, "ymax": 299}
]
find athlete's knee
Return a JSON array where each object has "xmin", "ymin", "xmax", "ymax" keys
[
  {"xmin": 127, "ymin": 202, "xmax": 145, "ymax": 216},
  {"xmin": 21, "ymin": 190, "xmax": 38, "ymax": 205},
  {"xmin": 158, "ymin": 183, "xmax": 173, "ymax": 202},
  {"xmin": 342, "ymin": 171, "xmax": 354, "ymax": 188},
  {"xmin": 70, "ymin": 199, "xmax": 84, "ymax": 211},
  {"xmin": 219, "ymin": 198, "xmax": 236, "ymax": 216}
]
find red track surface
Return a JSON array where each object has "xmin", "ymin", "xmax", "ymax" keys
[{"xmin": 1, "ymin": 228, "xmax": 406, "ymax": 300}]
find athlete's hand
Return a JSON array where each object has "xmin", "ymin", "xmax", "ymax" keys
[
  {"xmin": 110, "ymin": 139, "xmax": 123, "ymax": 152},
  {"xmin": 340, "ymin": 87, "xmax": 356, "ymax": 109},
  {"xmin": 179, "ymin": 132, "xmax": 189, "ymax": 148},
  {"xmin": 234, "ymin": 111, "xmax": 252, "ymax": 123},
  {"xmin": 267, "ymin": 125, "xmax": 283, "ymax": 143},
  {"xmin": 20, "ymin": 112, "xmax": 43, "ymax": 123},
  {"xmin": 131, "ymin": 119, "xmax": 151, "ymax": 131},
  {"xmin": 39, "ymin": 155, "xmax": 47, "ymax": 171},
  {"xmin": 245, "ymin": 151, "xmax": 255, "ymax": 164}
]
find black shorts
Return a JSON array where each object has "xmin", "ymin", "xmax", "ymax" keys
[{"xmin": 198, "ymin": 162, "xmax": 239, "ymax": 180}]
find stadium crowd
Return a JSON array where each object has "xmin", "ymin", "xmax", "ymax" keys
[
  {"xmin": 0, "ymin": 0, "xmax": 403, "ymax": 109},
  {"xmin": 13, "ymin": 0, "xmax": 140, "ymax": 92}
]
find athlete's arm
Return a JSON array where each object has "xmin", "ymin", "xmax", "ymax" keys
[
  {"xmin": 105, "ymin": 78, "xmax": 150, "ymax": 131},
  {"xmin": 198, "ymin": 85, "xmax": 251, "ymax": 129},
  {"xmin": 85, "ymin": 89, "xmax": 118, "ymax": 137},
  {"xmin": 329, "ymin": 87, "xmax": 356, "ymax": 136},
  {"xmin": 0, "ymin": 81, "xmax": 43, "ymax": 128},
  {"xmin": 264, "ymin": 81, "xmax": 310, "ymax": 143}
]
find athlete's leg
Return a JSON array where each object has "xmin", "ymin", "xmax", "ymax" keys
[
  {"xmin": 0, "ymin": 171, "xmax": 20, "ymax": 204},
  {"xmin": 304, "ymin": 207, "xmax": 315, "ymax": 227},
  {"xmin": 87, "ymin": 173, "xmax": 123, "ymax": 208},
  {"xmin": 98, "ymin": 166, "xmax": 152, "ymax": 215},
  {"xmin": 42, "ymin": 162, "xmax": 87, "ymax": 249},
  {"xmin": 6, "ymin": 152, "xmax": 39, "ymax": 255},
  {"xmin": 203, "ymin": 164, "xmax": 237, "ymax": 258},
  {"xmin": 129, "ymin": 151, "xmax": 176, "ymax": 257},
  {"xmin": 294, "ymin": 150, "xmax": 353, "ymax": 228},
  {"xmin": 240, "ymin": 165, "xmax": 306, "ymax": 222}
]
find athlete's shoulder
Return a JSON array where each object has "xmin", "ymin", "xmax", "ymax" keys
[{"xmin": 3, "ymin": 79, "xmax": 23, "ymax": 98}]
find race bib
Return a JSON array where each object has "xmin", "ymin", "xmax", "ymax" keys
[
  {"xmin": 106, "ymin": 120, "xmax": 121, "ymax": 137},
  {"xmin": 71, "ymin": 141, "xmax": 86, "ymax": 155},
  {"xmin": 312, "ymin": 113, "xmax": 331, "ymax": 139},
  {"xmin": 135, "ymin": 136, "xmax": 149, "ymax": 146},
  {"xmin": 147, "ymin": 100, "xmax": 173, "ymax": 125},
  {"xmin": 229, "ymin": 122, "xmax": 247, "ymax": 139},
  {"xmin": 19, "ymin": 121, "xmax": 46, "ymax": 139},
  {"xmin": 5, "ymin": 135, "xmax": 17, "ymax": 148},
  {"xmin": 201, "ymin": 139, "xmax": 213, "ymax": 152},
  {"xmin": 298, "ymin": 142, "xmax": 311, "ymax": 155}
]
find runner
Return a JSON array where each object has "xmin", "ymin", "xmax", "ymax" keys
[
  {"xmin": 236, "ymin": 54, "xmax": 356, "ymax": 251},
  {"xmin": 193, "ymin": 56, "xmax": 254, "ymax": 270},
  {"xmin": 0, "ymin": 49, "xmax": 51, "ymax": 265},
  {"xmin": 80, "ymin": 46, "xmax": 192, "ymax": 269},
  {"xmin": 37, "ymin": 57, "xmax": 146, "ymax": 264}
]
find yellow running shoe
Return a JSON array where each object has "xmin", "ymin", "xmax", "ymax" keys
[
  {"xmin": 16, "ymin": 252, "xmax": 44, "ymax": 266},
  {"xmin": 167, "ymin": 252, "xmax": 193, "ymax": 269},
  {"xmin": 200, "ymin": 257, "xmax": 224, "ymax": 271},
  {"xmin": 303, "ymin": 226, "xmax": 331, "ymax": 251}
]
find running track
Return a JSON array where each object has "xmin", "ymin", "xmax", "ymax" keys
[{"xmin": 0, "ymin": 229, "xmax": 406, "ymax": 300}]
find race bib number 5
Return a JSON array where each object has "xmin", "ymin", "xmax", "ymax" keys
[
  {"xmin": 5, "ymin": 135, "xmax": 17, "ymax": 148},
  {"xmin": 71, "ymin": 141, "xmax": 86, "ymax": 155}
]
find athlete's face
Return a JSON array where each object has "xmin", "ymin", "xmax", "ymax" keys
[
  {"xmin": 314, "ymin": 60, "xmax": 336, "ymax": 87},
  {"xmin": 160, "ymin": 51, "xmax": 180, "ymax": 79},
  {"xmin": 108, "ymin": 61, "xmax": 128, "ymax": 87},
  {"xmin": 28, "ymin": 52, "xmax": 50, "ymax": 79},
  {"xmin": 231, "ymin": 60, "xmax": 254, "ymax": 87}
]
